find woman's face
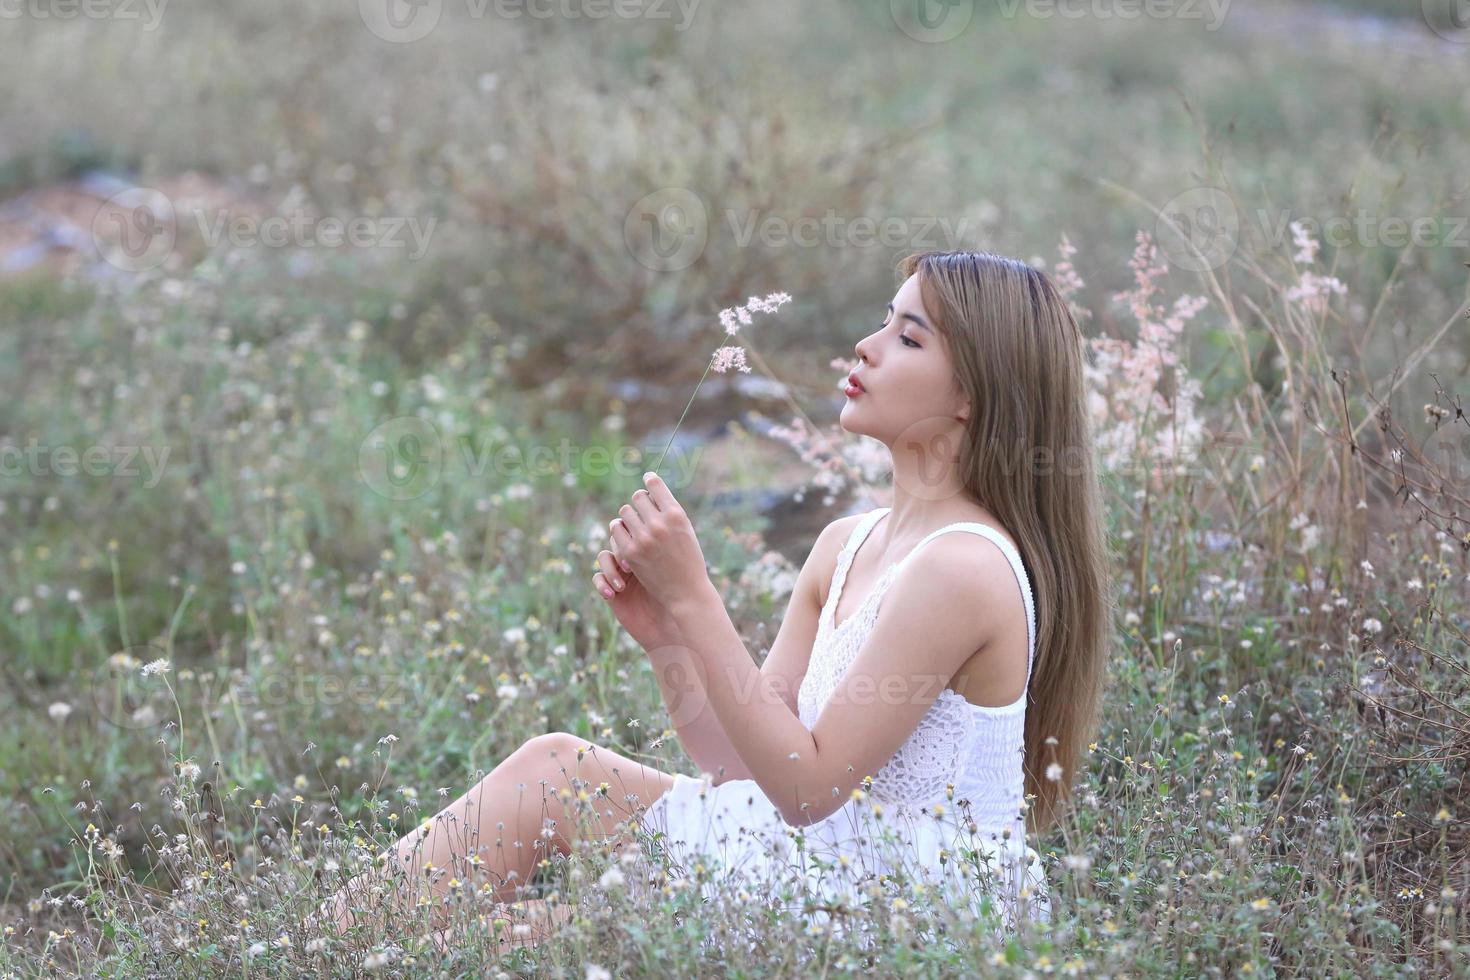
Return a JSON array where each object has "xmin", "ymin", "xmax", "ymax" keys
[{"xmin": 841, "ymin": 273, "xmax": 970, "ymax": 448}]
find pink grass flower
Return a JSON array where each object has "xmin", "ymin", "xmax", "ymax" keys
[
  {"xmin": 711, "ymin": 345, "xmax": 752, "ymax": 374},
  {"xmin": 650, "ymin": 291, "xmax": 794, "ymax": 474}
]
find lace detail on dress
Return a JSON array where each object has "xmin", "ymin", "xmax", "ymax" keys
[{"xmin": 796, "ymin": 507, "xmax": 1037, "ymax": 827}]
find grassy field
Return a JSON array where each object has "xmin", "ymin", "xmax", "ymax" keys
[{"xmin": 1, "ymin": 0, "xmax": 1468, "ymax": 975}]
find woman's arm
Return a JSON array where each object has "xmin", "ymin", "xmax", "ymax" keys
[
  {"xmin": 644, "ymin": 517, "xmax": 855, "ymax": 785},
  {"xmin": 668, "ymin": 534, "xmax": 998, "ymax": 827}
]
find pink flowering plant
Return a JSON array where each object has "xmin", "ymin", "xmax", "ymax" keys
[{"xmin": 649, "ymin": 292, "xmax": 793, "ymax": 474}]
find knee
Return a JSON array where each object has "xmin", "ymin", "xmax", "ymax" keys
[{"xmin": 519, "ymin": 731, "xmax": 585, "ymax": 763}]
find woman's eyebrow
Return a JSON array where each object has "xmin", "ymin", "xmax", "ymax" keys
[{"xmin": 887, "ymin": 302, "xmax": 933, "ymax": 333}]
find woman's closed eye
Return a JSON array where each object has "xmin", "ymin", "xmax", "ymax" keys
[{"xmin": 900, "ymin": 334, "xmax": 921, "ymax": 348}]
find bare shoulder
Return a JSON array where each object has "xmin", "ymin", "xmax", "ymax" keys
[
  {"xmin": 808, "ymin": 512, "xmax": 867, "ymax": 607},
  {"xmin": 894, "ymin": 531, "xmax": 1025, "ymax": 647}
]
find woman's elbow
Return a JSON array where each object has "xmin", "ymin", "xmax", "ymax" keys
[{"xmin": 780, "ymin": 800, "xmax": 833, "ymax": 827}]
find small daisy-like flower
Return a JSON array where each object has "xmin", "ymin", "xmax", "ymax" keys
[
  {"xmin": 140, "ymin": 658, "xmax": 171, "ymax": 677},
  {"xmin": 48, "ymin": 702, "xmax": 73, "ymax": 723},
  {"xmin": 1045, "ymin": 762, "xmax": 1064, "ymax": 781},
  {"xmin": 362, "ymin": 949, "xmax": 395, "ymax": 970}
]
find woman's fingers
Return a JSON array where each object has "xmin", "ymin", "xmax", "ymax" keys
[
  {"xmin": 618, "ymin": 500, "xmax": 647, "ymax": 537},
  {"xmin": 609, "ymin": 515, "xmax": 635, "ymax": 558},
  {"xmin": 630, "ymin": 487, "xmax": 659, "ymax": 523},
  {"xmin": 593, "ymin": 570, "xmax": 615, "ymax": 600},
  {"xmin": 597, "ymin": 550, "xmax": 626, "ymax": 591},
  {"xmin": 641, "ymin": 472, "xmax": 681, "ymax": 515}
]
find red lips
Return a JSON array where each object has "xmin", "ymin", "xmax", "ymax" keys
[{"xmin": 846, "ymin": 373, "xmax": 866, "ymax": 392}]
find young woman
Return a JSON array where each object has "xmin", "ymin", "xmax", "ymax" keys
[{"xmin": 322, "ymin": 250, "xmax": 1112, "ymax": 951}]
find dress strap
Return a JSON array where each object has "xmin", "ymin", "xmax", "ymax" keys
[
  {"xmin": 822, "ymin": 507, "xmax": 892, "ymax": 623},
  {"xmin": 891, "ymin": 523, "xmax": 1037, "ymax": 688}
]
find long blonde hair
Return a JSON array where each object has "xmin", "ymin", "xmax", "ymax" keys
[{"xmin": 897, "ymin": 250, "xmax": 1114, "ymax": 838}]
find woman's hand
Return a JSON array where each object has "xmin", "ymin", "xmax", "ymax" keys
[
  {"xmin": 593, "ymin": 548, "xmax": 685, "ymax": 651},
  {"xmin": 607, "ymin": 472, "xmax": 711, "ymax": 615}
]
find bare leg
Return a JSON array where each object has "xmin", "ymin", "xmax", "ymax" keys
[{"xmin": 318, "ymin": 732, "xmax": 677, "ymax": 940}]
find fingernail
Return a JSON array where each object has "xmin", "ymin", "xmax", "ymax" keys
[
  {"xmin": 619, "ymin": 559, "xmax": 631, "ymax": 572},
  {"xmin": 613, "ymin": 578, "xmax": 624, "ymax": 589},
  {"xmin": 602, "ymin": 587, "xmax": 614, "ymax": 599}
]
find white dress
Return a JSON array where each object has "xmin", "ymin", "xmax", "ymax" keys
[{"xmin": 636, "ymin": 506, "xmax": 1051, "ymax": 942}]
